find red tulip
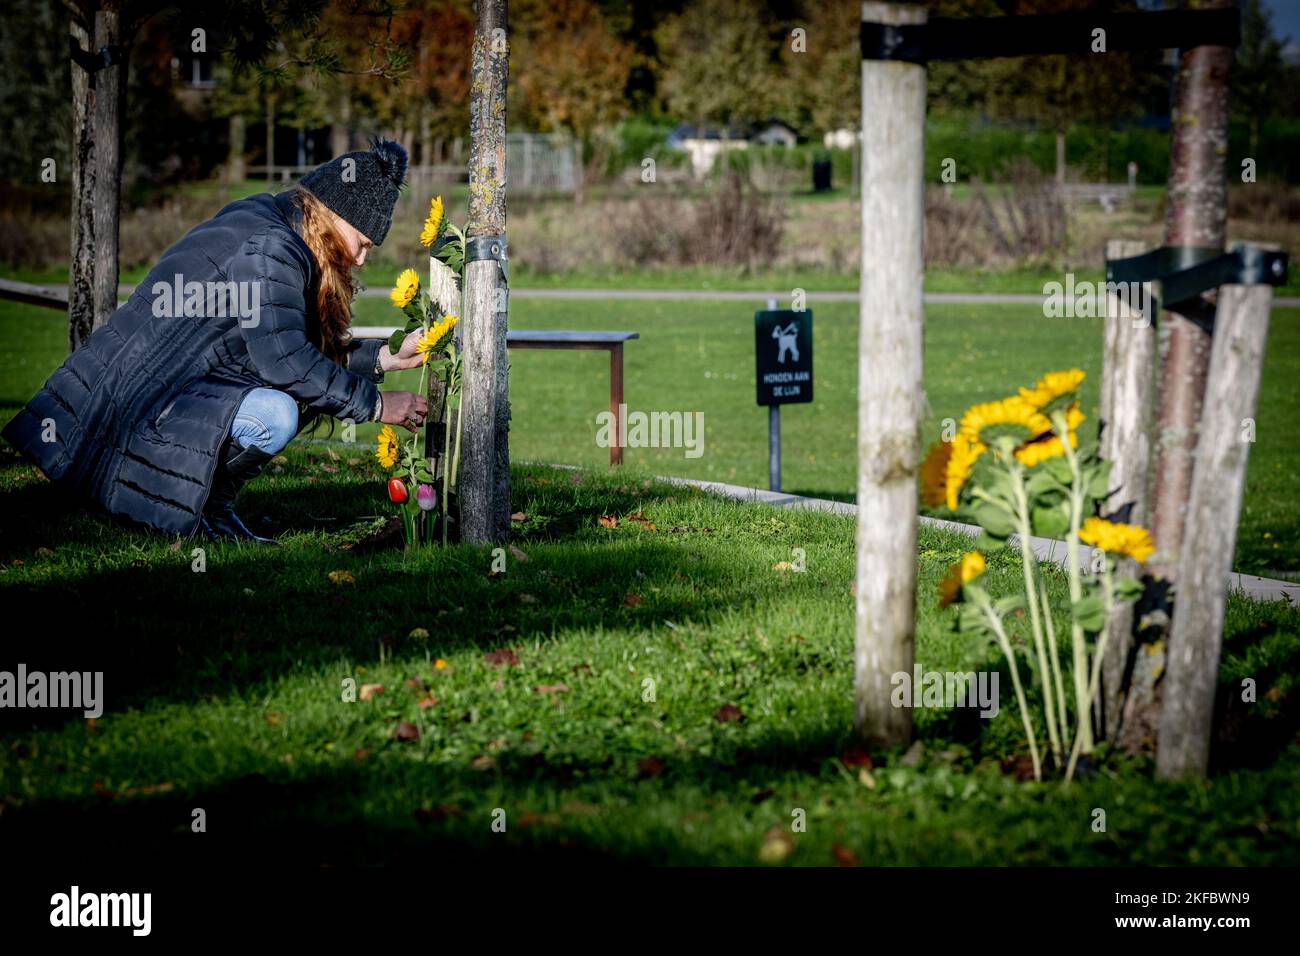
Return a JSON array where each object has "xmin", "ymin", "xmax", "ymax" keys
[{"xmin": 388, "ymin": 478, "xmax": 409, "ymax": 503}]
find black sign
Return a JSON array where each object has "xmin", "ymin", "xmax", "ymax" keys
[{"xmin": 755, "ymin": 309, "xmax": 813, "ymax": 406}]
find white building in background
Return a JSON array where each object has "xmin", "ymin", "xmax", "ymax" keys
[
  {"xmin": 823, "ymin": 128, "xmax": 861, "ymax": 150},
  {"xmin": 667, "ymin": 119, "xmax": 800, "ymax": 179}
]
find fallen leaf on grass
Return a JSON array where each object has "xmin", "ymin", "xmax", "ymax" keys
[
  {"xmin": 626, "ymin": 511, "xmax": 656, "ymax": 530},
  {"xmin": 264, "ymin": 711, "xmax": 284, "ymax": 726},
  {"xmin": 535, "ymin": 683, "xmax": 570, "ymax": 694},
  {"xmin": 433, "ymin": 658, "xmax": 450, "ymax": 670},
  {"xmin": 408, "ymin": 627, "xmax": 429, "ymax": 640},
  {"xmin": 470, "ymin": 754, "xmax": 496, "ymax": 771},
  {"xmin": 509, "ymin": 545, "xmax": 530, "ymax": 563},
  {"xmin": 359, "ymin": 683, "xmax": 385, "ymax": 701},
  {"xmin": 598, "ymin": 514, "xmax": 618, "ymax": 529},
  {"xmin": 510, "ymin": 511, "xmax": 527, "ymax": 522},
  {"xmin": 831, "ymin": 844, "xmax": 860, "ymax": 867},
  {"xmin": 414, "ymin": 804, "xmax": 461, "ymax": 823},
  {"xmin": 393, "ymin": 721, "xmax": 420, "ymax": 742},
  {"xmin": 353, "ymin": 748, "xmax": 371, "ymax": 762},
  {"xmin": 484, "ymin": 648, "xmax": 519, "ymax": 668},
  {"xmin": 858, "ymin": 767, "xmax": 876, "ymax": 789},
  {"xmin": 713, "ymin": 704, "xmax": 744, "ymax": 723},
  {"xmin": 759, "ymin": 826, "xmax": 795, "ymax": 863},
  {"xmin": 840, "ymin": 748, "xmax": 873, "ymax": 770},
  {"xmin": 773, "ymin": 561, "xmax": 793, "ymax": 571},
  {"xmin": 417, "ymin": 696, "xmax": 437, "ymax": 709},
  {"xmin": 328, "ymin": 570, "xmax": 355, "ymax": 586},
  {"xmin": 623, "ymin": 593, "xmax": 644, "ymax": 607}
]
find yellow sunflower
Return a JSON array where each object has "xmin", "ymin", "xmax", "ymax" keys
[
  {"xmin": 959, "ymin": 396, "xmax": 1051, "ymax": 448},
  {"xmin": 1019, "ymin": 368, "xmax": 1086, "ymax": 410},
  {"xmin": 1078, "ymin": 516, "xmax": 1155, "ymax": 563},
  {"xmin": 939, "ymin": 551, "xmax": 986, "ymax": 608},
  {"xmin": 945, "ymin": 433, "xmax": 986, "ymax": 510},
  {"xmin": 390, "ymin": 269, "xmax": 420, "ymax": 309},
  {"xmin": 919, "ymin": 440, "xmax": 953, "ymax": 508},
  {"xmin": 416, "ymin": 314, "xmax": 460, "ymax": 363},
  {"xmin": 376, "ymin": 425, "xmax": 399, "ymax": 469},
  {"xmin": 1014, "ymin": 402, "xmax": 1086, "ymax": 467},
  {"xmin": 419, "ymin": 196, "xmax": 445, "ymax": 248}
]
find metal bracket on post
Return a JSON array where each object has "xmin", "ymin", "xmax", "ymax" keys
[
  {"xmin": 465, "ymin": 234, "xmax": 508, "ymax": 284},
  {"xmin": 1106, "ymin": 243, "xmax": 1289, "ymax": 314}
]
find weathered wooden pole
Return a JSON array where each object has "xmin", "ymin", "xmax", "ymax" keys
[
  {"xmin": 1157, "ymin": 270, "xmax": 1275, "ymax": 779},
  {"xmin": 854, "ymin": 1, "xmax": 926, "ymax": 748},
  {"xmin": 68, "ymin": 15, "xmax": 97, "ymax": 353},
  {"xmin": 459, "ymin": 0, "xmax": 510, "ymax": 544},
  {"xmin": 91, "ymin": 4, "xmax": 125, "ymax": 327},
  {"xmin": 1098, "ymin": 239, "xmax": 1155, "ymax": 739}
]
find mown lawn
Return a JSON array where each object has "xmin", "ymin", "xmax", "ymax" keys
[
  {"xmin": 3, "ymin": 295, "xmax": 1297, "ymax": 574},
  {"xmin": 1, "ymin": 454, "xmax": 1298, "ymax": 866}
]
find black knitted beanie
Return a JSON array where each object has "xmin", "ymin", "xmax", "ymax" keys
[{"xmin": 298, "ymin": 137, "xmax": 408, "ymax": 245}]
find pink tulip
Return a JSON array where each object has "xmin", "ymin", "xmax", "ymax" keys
[{"xmin": 416, "ymin": 483, "xmax": 437, "ymax": 512}]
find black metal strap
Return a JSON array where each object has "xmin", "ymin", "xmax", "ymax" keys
[
  {"xmin": 69, "ymin": 37, "xmax": 128, "ymax": 79},
  {"xmin": 465, "ymin": 234, "xmax": 508, "ymax": 281},
  {"xmin": 862, "ymin": 8, "xmax": 1240, "ymax": 63},
  {"xmin": 1106, "ymin": 244, "xmax": 1289, "ymax": 312}
]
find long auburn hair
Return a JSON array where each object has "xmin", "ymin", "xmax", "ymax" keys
[{"xmin": 290, "ymin": 186, "xmax": 358, "ymax": 366}]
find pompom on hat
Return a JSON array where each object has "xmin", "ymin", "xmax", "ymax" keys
[{"xmin": 298, "ymin": 136, "xmax": 408, "ymax": 246}]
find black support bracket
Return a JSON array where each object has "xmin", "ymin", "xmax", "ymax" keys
[
  {"xmin": 465, "ymin": 234, "xmax": 508, "ymax": 282},
  {"xmin": 1106, "ymin": 243, "xmax": 1289, "ymax": 313},
  {"xmin": 862, "ymin": 7, "xmax": 1240, "ymax": 64}
]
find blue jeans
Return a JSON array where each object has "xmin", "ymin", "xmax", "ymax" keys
[{"xmin": 229, "ymin": 388, "xmax": 299, "ymax": 455}]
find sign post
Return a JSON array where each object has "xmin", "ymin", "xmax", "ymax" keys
[{"xmin": 754, "ymin": 299, "xmax": 813, "ymax": 492}]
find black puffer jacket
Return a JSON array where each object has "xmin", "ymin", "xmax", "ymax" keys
[{"xmin": 1, "ymin": 190, "xmax": 384, "ymax": 539}]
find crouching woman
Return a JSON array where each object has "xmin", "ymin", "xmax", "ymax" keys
[{"xmin": 2, "ymin": 137, "xmax": 429, "ymax": 544}]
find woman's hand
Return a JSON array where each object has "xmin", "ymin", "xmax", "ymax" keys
[
  {"xmin": 379, "ymin": 391, "xmax": 429, "ymax": 434},
  {"xmin": 379, "ymin": 331, "xmax": 427, "ymax": 373}
]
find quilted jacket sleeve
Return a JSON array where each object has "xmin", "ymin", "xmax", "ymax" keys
[
  {"xmin": 346, "ymin": 338, "xmax": 385, "ymax": 383},
  {"xmin": 231, "ymin": 229, "xmax": 381, "ymax": 424}
]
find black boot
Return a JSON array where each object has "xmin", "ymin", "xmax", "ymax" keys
[{"xmin": 201, "ymin": 441, "xmax": 278, "ymax": 544}]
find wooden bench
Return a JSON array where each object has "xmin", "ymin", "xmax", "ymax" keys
[{"xmin": 354, "ymin": 326, "xmax": 639, "ymax": 465}]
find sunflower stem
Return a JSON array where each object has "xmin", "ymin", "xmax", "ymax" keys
[
  {"xmin": 1057, "ymin": 409, "xmax": 1095, "ymax": 755},
  {"xmin": 981, "ymin": 596, "xmax": 1042, "ymax": 783},
  {"xmin": 1039, "ymin": 574, "xmax": 1071, "ymax": 750},
  {"xmin": 1067, "ymin": 563, "xmax": 1115, "ymax": 782},
  {"xmin": 1012, "ymin": 468, "xmax": 1062, "ymax": 766}
]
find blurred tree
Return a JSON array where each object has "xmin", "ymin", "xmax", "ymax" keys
[
  {"xmin": 511, "ymin": 0, "xmax": 634, "ymax": 202},
  {"xmin": 780, "ymin": 0, "xmax": 860, "ymax": 189},
  {"xmin": 1234, "ymin": 0, "xmax": 1285, "ymax": 157},
  {"xmin": 655, "ymin": 0, "xmax": 784, "ymax": 139}
]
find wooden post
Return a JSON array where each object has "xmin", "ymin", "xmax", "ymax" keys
[
  {"xmin": 1157, "ymin": 275, "xmax": 1275, "ymax": 780},
  {"xmin": 91, "ymin": 6, "xmax": 125, "ymax": 328},
  {"xmin": 459, "ymin": 0, "xmax": 510, "ymax": 544},
  {"xmin": 68, "ymin": 16, "xmax": 96, "ymax": 354},
  {"xmin": 1098, "ymin": 239, "xmax": 1155, "ymax": 739},
  {"xmin": 854, "ymin": 1, "xmax": 926, "ymax": 748}
]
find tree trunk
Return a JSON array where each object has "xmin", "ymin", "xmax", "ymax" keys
[
  {"xmin": 227, "ymin": 113, "xmax": 247, "ymax": 183},
  {"xmin": 1125, "ymin": 2, "xmax": 1233, "ymax": 755},
  {"xmin": 459, "ymin": 0, "xmax": 510, "ymax": 544},
  {"xmin": 265, "ymin": 91, "xmax": 276, "ymax": 183},
  {"xmin": 332, "ymin": 90, "xmax": 350, "ymax": 158},
  {"xmin": 91, "ymin": 6, "xmax": 124, "ymax": 328},
  {"xmin": 68, "ymin": 16, "xmax": 97, "ymax": 354},
  {"xmin": 853, "ymin": 1, "xmax": 926, "ymax": 749}
]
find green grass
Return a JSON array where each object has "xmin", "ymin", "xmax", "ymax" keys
[
  {"xmin": 4, "ymin": 296, "xmax": 1297, "ymax": 574},
  {"xmin": 1, "ymin": 457, "xmax": 1298, "ymax": 866}
]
